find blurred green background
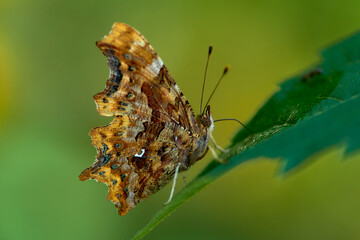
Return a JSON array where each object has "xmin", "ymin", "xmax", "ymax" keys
[{"xmin": 1, "ymin": 0, "xmax": 360, "ymax": 239}]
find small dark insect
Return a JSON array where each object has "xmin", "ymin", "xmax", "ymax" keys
[{"xmin": 301, "ymin": 68, "xmax": 323, "ymax": 82}]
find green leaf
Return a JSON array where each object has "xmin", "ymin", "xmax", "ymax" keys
[{"xmin": 132, "ymin": 31, "xmax": 360, "ymax": 240}]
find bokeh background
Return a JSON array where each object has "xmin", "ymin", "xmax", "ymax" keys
[{"xmin": 1, "ymin": 0, "xmax": 360, "ymax": 239}]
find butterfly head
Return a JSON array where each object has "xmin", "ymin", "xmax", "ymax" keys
[{"xmin": 197, "ymin": 105, "xmax": 214, "ymax": 132}]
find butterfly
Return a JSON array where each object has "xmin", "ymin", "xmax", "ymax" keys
[{"xmin": 79, "ymin": 23, "xmax": 218, "ymax": 215}]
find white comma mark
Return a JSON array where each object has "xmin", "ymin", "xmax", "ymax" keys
[{"xmin": 134, "ymin": 148, "xmax": 145, "ymax": 158}]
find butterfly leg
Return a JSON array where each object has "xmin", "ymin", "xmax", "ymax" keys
[
  {"xmin": 208, "ymin": 145, "xmax": 226, "ymax": 163},
  {"xmin": 210, "ymin": 132, "xmax": 229, "ymax": 153},
  {"xmin": 163, "ymin": 162, "xmax": 182, "ymax": 205}
]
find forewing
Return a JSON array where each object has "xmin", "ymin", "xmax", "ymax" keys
[{"xmin": 93, "ymin": 23, "xmax": 196, "ymax": 131}]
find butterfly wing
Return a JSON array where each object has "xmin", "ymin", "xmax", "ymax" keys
[{"xmin": 79, "ymin": 23, "xmax": 200, "ymax": 215}]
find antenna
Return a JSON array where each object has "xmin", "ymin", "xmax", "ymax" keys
[
  {"xmin": 214, "ymin": 118, "xmax": 253, "ymax": 135},
  {"xmin": 200, "ymin": 46, "xmax": 213, "ymax": 114},
  {"xmin": 202, "ymin": 65, "xmax": 230, "ymax": 115}
]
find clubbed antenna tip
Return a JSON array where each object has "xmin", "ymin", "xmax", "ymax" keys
[
  {"xmin": 224, "ymin": 65, "xmax": 230, "ymax": 74},
  {"xmin": 202, "ymin": 64, "xmax": 231, "ymax": 115}
]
